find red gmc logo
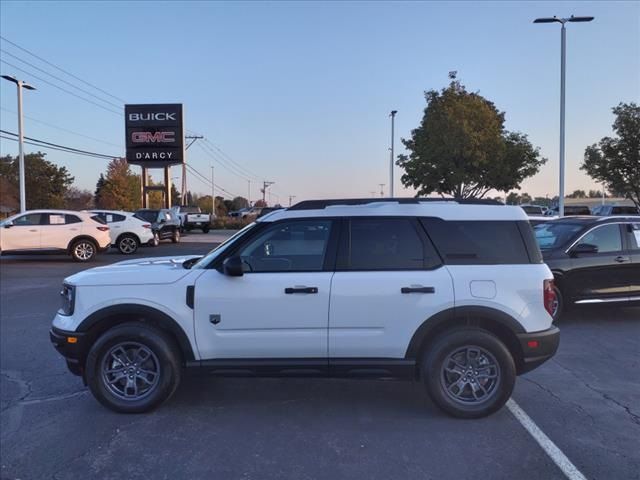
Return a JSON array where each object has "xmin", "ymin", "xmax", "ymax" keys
[{"xmin": 131, "ymin": 131, "xmax": 175, "ymax": 143}]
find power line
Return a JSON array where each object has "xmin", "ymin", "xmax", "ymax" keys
[
  {"xmin": 185, "ymin": 163, "xmax": 237, "ymax": 199},
  {"xmin": 195, "ymin": 142, "xmax": 253, "ymax": 182},
  {"xmin": 0, "ymin": 35, "xmax": 128, "ymax": 104},
  {"xmin": 201, "ymin": 137, "xmax": 261, "ymax": 181},
  {"xmin": 0, "ymin": 130, "xmax": 119, "ymax": 159},
  {"xmin": 0, "ymin": 107, "xmax": 123, "ymax": 149},
  {"xmin": 0, "ymin": 49, "xmax": 123, "ymax": 109},
  {"xmin": 0, "ymin": 134, "xmax": 116, "ymax": 160},
  {"xmin": 0, "ymin": 59, "xmax": 122, "ymax": 116}
]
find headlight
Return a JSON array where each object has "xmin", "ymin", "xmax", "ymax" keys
[{"xmin": 60, "ymin": 284, "xmax": 75, "ymax": 316}]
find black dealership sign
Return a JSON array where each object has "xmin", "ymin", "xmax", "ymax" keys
[{"xmin": 125, "ymin": 104, "xmax": 184, "ymax": 167}]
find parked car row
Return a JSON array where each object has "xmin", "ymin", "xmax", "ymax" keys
[{"xmin": 0, "ymin": 207, "xmax": 184, "ymax": 261}]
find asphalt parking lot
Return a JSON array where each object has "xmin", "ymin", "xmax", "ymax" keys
[{"xmin": 1, "ymin": 238, "xmax": 639, "ymax": 480}]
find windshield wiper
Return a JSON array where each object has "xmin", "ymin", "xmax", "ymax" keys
[{"xmin": 182, "ymin": 257, "xmax": 201, "ymax": 269}]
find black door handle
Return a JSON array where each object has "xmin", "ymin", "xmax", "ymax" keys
[
  {"xmin": 614, "ymin": 256, "xmax": 629, "ymax": 263},
  {"xmin": 401, "ymin": 286, "xmax": 435, "ymax": 294},
  {"xmin": 285, "ymin": 287, "xmax": 318, "ymax": 294}
]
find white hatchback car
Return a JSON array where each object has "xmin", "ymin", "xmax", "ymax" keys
[
  {"xmin": 88, "ymin": 210, "xmax": 157, "ymax": 254},
  {"xmin": 0, "ymin": 210, "xmax": 111, "ymax": 261}
]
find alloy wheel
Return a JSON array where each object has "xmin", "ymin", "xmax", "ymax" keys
[
  {"xmin": 74, "ymin": 241, "xmax": 95, "ymax": 261},
  {"xmin": 440, "ymin": 345, "xmax": 501, "ymax": 404},
  {"xmin": 101, "ymin": 342, "xmax": 160, "ymax": 401}
]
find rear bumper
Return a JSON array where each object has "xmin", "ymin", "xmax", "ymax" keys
[
  {"xmin": 516, "ymin": 326, "xmax": 560, "ymax": 374},
  {"xmin": 49, "ymin": 326, "xmax": 89, "ymax": 376}
]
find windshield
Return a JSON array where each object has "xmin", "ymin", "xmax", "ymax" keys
[
  {"xmin": 135, "ymin": 211, "xmax": 158, "ymax": 223},
  {"xmin": 534, "ymin": 222, "xmax": 584, "ymax": 250},
  {"xmin": 192, "ymin": 222, "xmax": 258, "ymax": 269},
  {"xmin": 182, "ymin": 207, "xmax": 201, "ymax": 214}
]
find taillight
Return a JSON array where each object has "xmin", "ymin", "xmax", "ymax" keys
[
  {"xmin": 543, "ymin": 279, "xmax": 556, "ymax": 317},
  {"xmin": 142, "ymin": 224, "xmax": 151, "ymax": 229},
  {"xmin": 97, "ymin": 226, "xmax": 110, "ymax": 232}
]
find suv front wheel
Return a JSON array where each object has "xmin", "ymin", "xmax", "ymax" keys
[
  {"xmin": 422, "ymin": 327, "xmax": 515, "ymax": 419},
  {"xmin": 85, "ymin": 323, "xmax": 181, "ymax": 413}
]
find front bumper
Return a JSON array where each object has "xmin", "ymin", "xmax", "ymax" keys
[
  {"xmin": 516, "ymin": 326, "xmax": 560, "ymax": 374},
  {"xmin": 50, "ymin": 326, "xmax": 89, "ymax": 376}
]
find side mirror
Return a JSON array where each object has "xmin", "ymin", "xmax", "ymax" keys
[
  {"xmin": 3, "ymin": 221, "xmax": 13, "ymax": 228},
  {"xmin": 222, "ymin": 256, "xmax": 244, "ymax": 277},
  {"xmin": 570, "ymin": 243, "xmax": 599, "ymax": 256},
  {"xmin": 159, "ymin": 218, "xmax": 166, "ymax": 224}
]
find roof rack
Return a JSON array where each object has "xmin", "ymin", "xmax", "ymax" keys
[{"xmin": 288, "ymin": 197, "xmax": 504, "ymax": 211}]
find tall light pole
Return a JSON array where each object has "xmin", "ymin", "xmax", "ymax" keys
[
  {"xmin": 389, "ymin": 110, "xmax": 397, "ymax": 198},
  {"xmin": 211, "ymin": 166, "xmax": 215, "ymax": 217},
  {"xmin": 2, "ymin": 75, "xmax": 36, "ymax": 213},
  {"xmin": 534, "ymin": 15, "xmax": 594, "ymax": 217}
]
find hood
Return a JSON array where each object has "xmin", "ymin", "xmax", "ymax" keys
[{"xmin": 65, "ymin": 255, "xmax": 202, "ymax": 287}]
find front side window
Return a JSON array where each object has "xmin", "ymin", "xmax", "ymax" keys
[
  {"xmin": 238, "ymin": 220, "xmax": 332, "ymax": 272},
  {"xmin": 12, "ymin": 213, "xmax": 43, "ymax": 226},
  {"xmin": 347, "ymin": 218, "xmax": 436, "ymax": 270},
  {"xmin": 578, "ymin": 224, "xmax": 622, "ymax": 253}
]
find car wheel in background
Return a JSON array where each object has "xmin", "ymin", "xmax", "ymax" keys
[
  {"xmin": 117, "ymin": 234, "xmax": 139, "ymax": 255},
  {"xmin": 202, "ymin": 226, "xmax": 210, "ymax": 233},
  {"xmin": 85, "ymin": 323, "xmax": 181, "ymax": 413},
  {"xmin": 422, "ymin": 327, "xmax": 516, "ymax": 419},
  {"xmin": 551, "ymin": 286, "xmax": 564, "ymax": 323},
  {"xmin": 70, "ymin": 239, "xmax": 97, "ymax": 262},
  {"xmin": 172, "ymin": 229, "xmax": 180, "ymax": 243},
  {"xmin": 151, "ymin": 233, "xmax": 160, "ymax": 247}
]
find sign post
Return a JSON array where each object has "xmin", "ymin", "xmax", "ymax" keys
[{"xmin": 125, "ymin": 104, "xmax": 184, "ymax": 208}]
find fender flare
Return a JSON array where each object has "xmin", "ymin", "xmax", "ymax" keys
[
  {"xmin": 405, "ymin": 306, "xmax": 525, "ymax": 360},
  {"xmin": 77, "ymin": 304, "xmax": 196, "ymax": 361},
  {"xmin": 66, "ymin": 235, "xmax": 98, "ymax": 252}
]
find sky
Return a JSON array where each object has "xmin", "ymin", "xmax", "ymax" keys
[{"xmin": 1, "ymin": 1, "xmax": 639, "ymax": 205}]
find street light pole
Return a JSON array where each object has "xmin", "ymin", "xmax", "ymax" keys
[
  {"xmin": 389, "ymin": 110, "xmax": 397, "ymax": 198},
  {"xmin": 2, "ymin": 75, "xmax": 36, "ymax": 213},
  {"xmin": 211, "ymin": 166, "xmax": 215, "ymax": 218},
  {"xmin": 534, "ymin": 15, "xmax": 594, "ymax": 217}
]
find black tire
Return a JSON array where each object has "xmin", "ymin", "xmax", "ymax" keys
[
  {"xmin": 421, "ymin": 327, "xmax": 515, "ymax": 419},
  {"xmin": 150, "ymin": 232, "xmax": 160, "ymax": 247},
  {"xmin": 202, "ymin": 225, "xmax": 210, "ymax": 233},
  {"xmin": 85, "ymin": 323, "xmax": 181, "ymax": 413},
  {"xmin": 117, "ymin": 234, "xmax": 139, "ymax": 255},
  {"xmin": 171, "ymin": 228, "xmax": 180, "ymax": 243},
  {"xmin": 551, "ymin": 286, "xmax": 564, "ymax": 323},
  {"xmin": 70, "ymin": 238, "xmax": 97, "ymax": 262}
]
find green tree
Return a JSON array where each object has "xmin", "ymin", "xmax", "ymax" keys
[
  {"xmin": 231, "ymin": 196, "xmax": 249, "ymax": 211},
  {"xmin": 64, "ymin": 187, "xmax": 94, "ymax": 210},
  {"xmin": 95, "ymin": 158, "xmax": 141, "ymax": 210},
  {"xmin": 567, "ymin": 189, "xmax": 586, "ymax": 199},
  {"xmin": 0, "ymin": 152, "xmax": 73, "ymax": 209},
  {"xmin": 587, "ymin": 189, "xmax": 602, "ymax": 198},
  {"xmin": 581, "ymin": 103, "xmax": 640, "ymax": 209},
  {"xmin": 397, "ymin": 77, "xmax": 546, "ymax": 199}
]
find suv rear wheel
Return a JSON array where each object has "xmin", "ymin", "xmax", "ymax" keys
[
  {"xmin": 70, "ymin": 239, "xmax": 97, "ymax": 262},
  {"xmin": 117, "ymin": 234, "xmax": 139, "ymax": 255},
  {"xmin": 421, "ymin": 327, "xmax": 515, "ymax": 419},
  {"xmin": 85, "ymin": 323, "xmax": 181, "ymax": 413},
  {"xmin": 171, "ymin": 229, "xmax": 180, "ymax": 243}
]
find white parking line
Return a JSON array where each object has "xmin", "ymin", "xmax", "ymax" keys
[{"xmin": 507, "ymin": 399, "xmax": 587, "ymax": 480}]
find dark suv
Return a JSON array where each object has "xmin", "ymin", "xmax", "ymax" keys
[
  {"xmin": 534, "ymin": 216, "xmax": 640, "ymax": 320},
  {"xmin": 134, "ymin": 209, "xmax": 181, "ymax": 243}
]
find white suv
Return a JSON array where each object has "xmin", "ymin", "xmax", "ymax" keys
[
  {"xmin": 1, "ymin": 209, "xmax": 111, "ymax": 261},
  {"xmin": 50, "ymin": 199, "xmax": 559, "ymax": 418},
  {"xmin": 89, "ymin": 210, "xmax": 157, "ymax": 254}
]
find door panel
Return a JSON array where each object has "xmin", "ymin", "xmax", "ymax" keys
[
  {"xmin": 194, "ymin": 270, "xmax": 332, "ymax": 359},
  {"xmin": 40, "ymin": 213, "xmax": 77, "ymax": 249},
  {"xmin": 1, "ymin": 213, "xmax": 42, "ymax": 250},
  {"xmin": 329, "ymin": 270, "xmax": 454, "ymax": 358},
  {"xmin": 566, "ymin": 224, "xmax": 630, "ymax": 300},
  {"xmin": 625, "ymin": 222, "xmax": 640, "ymax": 298}
]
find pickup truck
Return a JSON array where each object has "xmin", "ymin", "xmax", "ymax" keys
[{"xmin": 171, "ymin": 206, "xmax": 211, "ymax": 233}]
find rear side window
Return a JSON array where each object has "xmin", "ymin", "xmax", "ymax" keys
[
  {"xmin": 65, "ymin": 215, "xmax": 82, "ymax": 224},
  {"xmin": 628, "ymin": 223, "xmax": 640, "ymax": 251},
  {"xmin": 104, "ymin": 213, "xmax": 126, "ymax": 223},
  {"xmin": 420, "ymin": 218, "xmax": 530, "ymax": 265},
  {"xmin": 91, "ymin": 215, "xmax": 107, "ymax": 225},
  {"xmin": 344, "ymin": 218, "xmax": 440, "ymax": 270}
]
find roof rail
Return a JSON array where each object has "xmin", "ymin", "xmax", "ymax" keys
[{"xmin": 288, "ymin": 197, "xmax": 504, "ymax": 211}]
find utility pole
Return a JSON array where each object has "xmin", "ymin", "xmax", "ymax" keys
[
  {"xmin": 182, "ymin": 135, "xmax": 203, "ymax": 206},
  {"xmin": 389, "ymin": 110, "xmax": 397, "ymax": 198},
  {"xmin": 288, "ymin": 195, "xmax": 296, "ymax": 207},
  {"xmin": 261, "ymin": 181, "xmax": 275, "ymax": 204},
  {"xmin": 248, "ymin": 180, "xmax": 251, "ymax": 205},
  {"xmin": 534, "ymin": 15, "xmax": 594, "ymax": 217},
  {"xmin": 211, "ymin": 166, "xmax": 215, "ymax": 217},
  {"xmin": 379, "ymin": 184, "xmax": 385, "ymax": 198},
  {"xmin": 1, "ymin": 75, "xmax": 36, "ymax": 212}
]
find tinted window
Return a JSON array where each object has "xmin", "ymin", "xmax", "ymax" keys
[
  {"xmin": 629, "ymin": 223, "xmax": 640, "ymax": 250},
  {"xmin": 347, "ymin": 218, "xmax": 435, "ymax": 270},
  {"xmin": 135, "ymin": 211, "xmax": 159, "ymax": 223},
  {"xmin": 578, "ymin": 224, "xmax": 622, "ymax": 253},
  {"xmin": 238, "ymin": 220, "xmax": 332, "ymax": 272},
  {"xmin": 422, "ymin": 219, "xmax": 530, "ymax": 265},
  {"xmin": 612, "ymin": 206, "xmax": 639, "ymax": 215},
  {"xmin": 104, "ymin": 213, "xmax": 126, "ymax": 223},
  {"xmin": 522, "ymin": 206, "xmax": 543, "ymax": 215},
  {"xmin": 181, "ymin": 207, "xmax": 200, "ymax": 213},
  {"xmin": 12, "ymin": 213, "xmax": 43, "ymax": 226},
  {"xmin": 65, "ymin": 215, "xmax": 82, "ymax": 224},
  {"xmin": 534, "ymin": 222, "xmax": 584, "ymax": 250}
]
